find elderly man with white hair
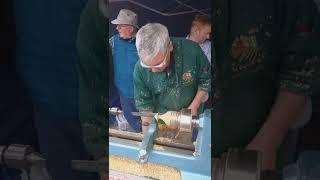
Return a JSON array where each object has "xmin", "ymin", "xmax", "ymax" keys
[
  {"xmin": 109, "ymin": 9, "xmax": 142, "ymax": 132},
  {"xmin": 133, "ymin": 23, "xmax": 211, "ymax": 133}
]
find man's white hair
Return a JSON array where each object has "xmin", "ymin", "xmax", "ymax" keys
[{"xmin": 135, "ymin": 23, "xmax": 170, "ymax": 62}]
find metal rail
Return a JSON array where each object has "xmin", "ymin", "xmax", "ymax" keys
[
  {"xmin": 109, "ymin": 0, "xmax": 210, "ymax": 16},
  {"xmin": 109, "ymin": 128, "xmax": 195, "ymax": 150}
]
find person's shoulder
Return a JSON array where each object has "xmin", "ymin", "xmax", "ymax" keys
[
  {"xmin": 134, "ymin": 60, "xmax": 145, "ymax": 73},
  {"xmin": 109, "ymin": 34, "xmax": 121, "ymax": 43},
  {"xmin": 134, "ymin": 61, "xmax": 151, "ymax": 79},
  {"xmin": 110, "ymin": 33, "xmax": 120, "ymax": 40},
  {"xmin": 171, "ymin": 37, "xmax": 200, "ymax": 51},
  {"xmin": 172, "ymin": 37, "xmax": 198, "ymax": 45}
]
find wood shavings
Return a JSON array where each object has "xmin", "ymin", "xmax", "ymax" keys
[
  {"xmin": 109, "ymin": 155, "xmax": 181, "ymax": 180},
  {"xmin": 158, "ymin": 124, "xmax": 169, "ymax": 131}
]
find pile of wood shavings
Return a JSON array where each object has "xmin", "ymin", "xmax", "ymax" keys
[{"xmin": 109, "ymin": 155, "xmax": 181, "ymax": 180}]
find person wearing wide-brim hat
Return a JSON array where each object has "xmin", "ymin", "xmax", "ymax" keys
[
  {"xmin": 109, "ymin": 9, "xmax": 142, "ymax": 133},
  {"xmin": 111, "ymin": 9, "xmax": 139, "ymax": 39}
]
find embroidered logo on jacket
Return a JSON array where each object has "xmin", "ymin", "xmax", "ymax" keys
[
  {"xmin": 183, "ymin": 71, "xmax": 192, "ymax": 82},
  {"xmin": 230, "ymin": 15, "xmax": 275, "ymax": 77},
  {"xmin": 230, "ymin": 27, "xmax": 264, "ymax": 76},
  {"xmin": 231, "ymin": 28, "xmax": 259, "ymax": 62}
]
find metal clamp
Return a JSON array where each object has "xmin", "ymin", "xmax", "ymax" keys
[{"xmin": 138, "ymin": 118, "xmax": 158, "ymax": 163}]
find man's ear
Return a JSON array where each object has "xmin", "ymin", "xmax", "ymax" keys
[
  {"xmin": 129, "ymin": 26, "xmax": 135, "ymax": 33},
  {"xmin": 169, "ymin": 41, "xmax": 173, "ymax": 51},
  {"xmin": 191, "ymin": 26, "xmax": 199, "ymax": 34}
]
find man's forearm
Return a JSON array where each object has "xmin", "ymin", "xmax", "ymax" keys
[
  {"xmin": 251, "ymin": 89, "xmax": 307, "ymax": 150},
  {"xmin": 247, "ymin": 89, "xmax": 307, "ymax": 170},
  {"xmin": 190, "ymin": 89, "xmax": 209, "ymax": 107},
  {"xmin": 187, "ymin": 89, "xmax": 208, "ymax": 116}
]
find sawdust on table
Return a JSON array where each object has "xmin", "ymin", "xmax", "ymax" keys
[{"xmin": 109, "ymin": 155, "xmax": 181, "ymax": 180}]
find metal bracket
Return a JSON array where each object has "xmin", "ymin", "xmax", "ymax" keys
[{"xmin": 138, "ymin": 118, "xmax": 158, "ymax": 163}]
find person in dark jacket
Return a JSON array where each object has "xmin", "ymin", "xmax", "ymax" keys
[
  {"xmin": 14, "ymin": 0, "xmax": 98, "ymax": 179},
  {"xmin": 77, "ymin": 0, "xmax": 108, "ymax": 159},
  {"xmin": 212, "ymin": 0, "xmax": 320, "ymax": 175}
]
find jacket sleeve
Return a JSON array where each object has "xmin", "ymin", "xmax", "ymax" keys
[
  {"xmin": 133, "ymin": 62, "xmax": 155, "ymax": 112},
  {"xmin": 76, "ymin": 0, "xmax": 108, "ymax": 158},
  {"xmin": 196, "ymin": 44, "xmax": 211, "ymax": 92}
]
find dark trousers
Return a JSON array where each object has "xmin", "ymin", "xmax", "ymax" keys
[
  {"xmin": 109, "ymin": 83, "xmax": 141, "ymax": 132},
  {"xmin": 109, "ymin": 83, "xmax": 121, "ymax": 127},
  {"xmin": 119, "ymin": 94, "xmax": 142, "ymax": 132}
]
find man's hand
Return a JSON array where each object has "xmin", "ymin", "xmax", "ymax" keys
[
  {"xmin": 141, "ymin": 116, "xmax": 153, "ymax": 134},
  {"xmin": 187, "ymin": 89, "xmax": 208, "ymax": 116},
  {"xmin": 187, "ymin": 103, "xmax": 200, "ymax": 117},
  {"xmin": 247, "ymin": 90, "xmax": 307, "ymax": 171}
]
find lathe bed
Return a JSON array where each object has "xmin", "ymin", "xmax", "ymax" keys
[
  {"xmin": 109, "ymin": 110, "xmax": 212, "ymax": 180},
  {"xmin": 109, "ymin": 128, "xmax": 195, "ymax": 151}
]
